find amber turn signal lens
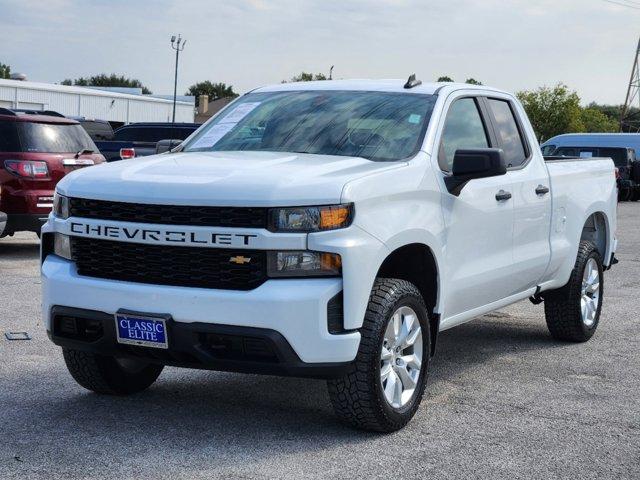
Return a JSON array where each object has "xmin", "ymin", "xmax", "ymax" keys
[
  {"xmin": 320, "ymin": 252, "xmax": 342, "ymax": 271},
  {"xmin": 319, "ymin": 205, "xmax": 352, "ymax": 230}
]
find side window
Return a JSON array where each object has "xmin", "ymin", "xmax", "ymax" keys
[
  {"xmin": 0, "ymin": 121, "xmax": 20, "ymax": 152},
  {"xmin": 439, "ymin": 98, "xmax": 489, "ymax": 172},
  {"xmin": 488, "ymin": 99, "xmax": 527, "ymax": 168}
]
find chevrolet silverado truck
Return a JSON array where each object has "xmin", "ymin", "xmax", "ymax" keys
[{"xmin": 41, "ymin": 79, "xmax": 618, "ymax": 432}]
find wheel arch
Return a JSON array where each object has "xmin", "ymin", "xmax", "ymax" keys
[
  {"xmin": 375, "ymin": 242, "xmax": 441, "ymax": 356},
  {"xmin": 580, "ymin": 210, "xmax": 610, "ymax": 263}
]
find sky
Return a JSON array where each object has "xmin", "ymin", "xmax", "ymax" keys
[{"xmin": 1, "ymin": 0, "xmax": 639, "ymax": 105}]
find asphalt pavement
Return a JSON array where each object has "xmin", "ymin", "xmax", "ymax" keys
[{"xmin": 1, "ymin": 204, "xmax": 639, "ymax": 479}]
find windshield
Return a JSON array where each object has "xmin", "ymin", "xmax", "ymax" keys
[
  {"xmin": 17, "ymin": 122, "xmax": 96, "ymax": 153},
  {"xmin": 184, "ymin": 91, "xmax": 437, "ymax": 161}
]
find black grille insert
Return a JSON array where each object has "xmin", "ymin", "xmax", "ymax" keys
[
  {"xmin": 71, "ymin": 237, "xmax": 267, "ymax": 290},
  {"xmin": 69, "ymin": 197, "xmax": 268, "ymax": 228}
]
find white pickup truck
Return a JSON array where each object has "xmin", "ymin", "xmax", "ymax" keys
[{"xmin": 41, "ymin": 79, "xmax": 618, "ymax": 432}]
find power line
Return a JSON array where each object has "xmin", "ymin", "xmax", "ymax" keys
[{"xmin": 602, "ymin": 0, "xmax": 640, "ymax": 10}]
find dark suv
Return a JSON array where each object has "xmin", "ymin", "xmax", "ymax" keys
[{"xmin": 0, "ymin": 108, "xmax": 105, "ymax": 237}]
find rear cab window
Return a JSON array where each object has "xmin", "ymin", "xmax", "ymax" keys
[{"xmin": 486, "ymin": 98, "xmax": 528, "ymax": 168}]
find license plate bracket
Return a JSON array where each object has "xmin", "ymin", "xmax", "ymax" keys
[{"xmin": 115, "ymin": 310, "xmax": 170, "ymax": 349}]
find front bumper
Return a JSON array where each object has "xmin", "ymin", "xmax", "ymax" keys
[
  {"xmin": 48, "ymin": 306, "xmax": 353, "ymax": 378},
  {"xmin": 42, "ymin": 255, "xmax": 361, "ymax": 368}
]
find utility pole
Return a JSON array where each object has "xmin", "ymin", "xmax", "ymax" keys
[
  {"xmin": 329, "ymin": 65, "xmax": 334, "ymax": 80},
  {"xmin": 170, "ymin": 34, "xmax": 186, "ymax": 124},
  {"xmin": 621, "ymin": 37, "xmax": 640, "ymax": 132}
]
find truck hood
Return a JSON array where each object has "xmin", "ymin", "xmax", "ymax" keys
[{"xmin": 57, "ymin": 151, "xmax": 405, "ymax": 206}]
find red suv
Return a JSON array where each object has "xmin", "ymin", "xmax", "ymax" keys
[{"xmin": 0, "ymin": 109, "xmax": 105, "ymax": 237}]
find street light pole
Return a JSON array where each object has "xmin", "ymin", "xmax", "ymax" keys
[{"xmin": 170, "ymin": 34, "xmax": 186, "ymax": 124}]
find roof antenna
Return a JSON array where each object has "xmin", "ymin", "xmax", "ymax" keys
[{"xmin": 404, "ymin": 74, "xmax": 422, "ymax": 89}]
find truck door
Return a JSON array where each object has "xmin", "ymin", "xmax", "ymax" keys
[
  {"xmin": 437, "ymin": 96, "xmax": 515, "ymax": 322},
  {"xmin": 484, "ymin": 97, "xmax": 552, "ymax": 294}
]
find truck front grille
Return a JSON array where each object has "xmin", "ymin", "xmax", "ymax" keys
[
  {"xmin": 69, "ymin": 197, "xmax": 268, "ymax": 228},
  {"xmin": 71, "ymin": 237, "xmax": 267, "ymax": 291}
]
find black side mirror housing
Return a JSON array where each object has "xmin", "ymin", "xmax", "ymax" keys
[{"xmin": 445, "ymin": 148, "xmax": 507, "ymax": 195}]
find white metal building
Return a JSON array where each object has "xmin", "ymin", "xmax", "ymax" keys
[{"xmin": 0, "ymin": 79, "xmax": 195, "ymax": 123}]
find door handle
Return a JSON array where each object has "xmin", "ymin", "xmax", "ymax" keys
[
  {"xmin": 535, "ymin": 185, "xmax": 550, "ymax": 195},
  {"xmin": 495, "ymin": 190, "xmax": 512, "ymax": 201}
]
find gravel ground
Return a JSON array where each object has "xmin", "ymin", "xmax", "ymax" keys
[{"xmin": 0, "ymin": 204, "xmax": 639, "ymax": 479}]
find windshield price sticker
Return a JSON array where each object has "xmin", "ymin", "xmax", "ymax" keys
[
  {"xmin": 190, "ymin": 102, "xmax": 262, "ymax": 149},
  {"xmin": 220, "ymin": 102, "xmax": 261, "ymax": 124}
]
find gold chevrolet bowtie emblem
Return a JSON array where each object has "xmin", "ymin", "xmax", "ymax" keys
[{"xmin": 229, "ymin": 255, "xmax": 251, "ymax": 264}]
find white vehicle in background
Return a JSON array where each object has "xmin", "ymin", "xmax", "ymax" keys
[{"xmin": 42, "ymin": 78, "xmax": 617, "ymax": 431}]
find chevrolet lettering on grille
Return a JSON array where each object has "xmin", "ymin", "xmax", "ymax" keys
[{"xmin": 68, "ymin": 221, "xmax": 258, "ymax": 247}]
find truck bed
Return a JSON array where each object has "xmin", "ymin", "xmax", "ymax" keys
[{"xmin": 542, "ymin": 156, "xmax": 617, "ymax": 290}]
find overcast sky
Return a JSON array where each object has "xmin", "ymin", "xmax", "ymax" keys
[{"xmin": 1, "ymin": 0, "xmax": 639, "ymax": 104}]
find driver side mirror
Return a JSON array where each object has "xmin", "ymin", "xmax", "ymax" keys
[{"xmin": 444, "ymin": 148, "xmax": 507, "ymax": 195}]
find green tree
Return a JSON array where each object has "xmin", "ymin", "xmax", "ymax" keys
[
  {"xmin": 436, "ymin": 76, "xmax": 482, "ymax": 84},
  {"xmin": 586, "ymin": 102, "xmax": 621, "ymax": 122},
  {"xmin": 516, "ymin": 84, "xmax": 584, "ymax": 141},
  {"xmin": 60, "ymin": 74, "xmax": 152, "ymax": 94},
  {"xmin": 185, "ymin": 81, "xmax": 238, "ymax": 106},
  {"xmin": 586, "ymin": 102, "xmax": 640, "ymax": 132},
  {"xmin": 285, "ymin": 72, "xmax": 327, "ymax": 82},
  {"xmin": 580, "ymin": 108, "xmax": 619, "ymax": 133},
  {"xmin": 0, "ymin": 62, "xmax": 11, "ymax": 79}
]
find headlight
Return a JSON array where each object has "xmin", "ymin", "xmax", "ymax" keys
[
  {"xmin": 267, "ymin": 251, "xmax": 341, "ymax": 277},
  {"xmin": 54, "ymin": 233, "xmax": 72, "ymax": 260},
  {"xmin": 268, "ymin": 204, "xmax": 353, "ymax": 232},
  {"xmin": 53, "ymin": 193, "xmax": 69, "ymax": 219}
]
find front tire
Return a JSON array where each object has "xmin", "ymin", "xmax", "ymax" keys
[
  {"xmin": 544, "ymin": 240, "xmax": 603, "ymax": 342},
  {"xmin": 63, "ymin": 348, "xmax": 164, "ymax": 395},
  {"xmin": 327, "ymin": 278, "xmax": 430, "ymax": 432}
]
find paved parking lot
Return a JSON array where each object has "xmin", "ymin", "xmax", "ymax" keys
[{"xmin": 1, "ymin": 204, "xmax": 639, "ymax": 479}]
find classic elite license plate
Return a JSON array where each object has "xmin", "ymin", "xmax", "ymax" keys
[{"xmin": 115, "ymin": 312, "xmax": 169, "ymax": 349}]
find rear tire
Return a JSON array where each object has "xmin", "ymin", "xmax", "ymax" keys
[
  {"xmin": 62, "ymin": 348, "xmax": 163, "ymax": 395},
  {"xmin": 544, "ymin": 240, "xmax": 603, "ymax": 342},
  {"xmin": 327, "ymin": 278, "xmax": 430, "ymax": 432}
]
